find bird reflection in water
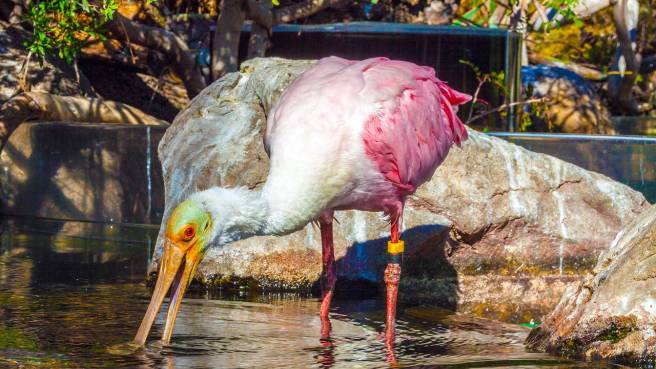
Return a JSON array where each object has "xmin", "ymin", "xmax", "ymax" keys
[{"xmin": 317, "ymin": 335, "xmax": 336, "ymax": 368}]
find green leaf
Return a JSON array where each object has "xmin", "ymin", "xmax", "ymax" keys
[{"xmin": 24, "ymin": 0, "xmax": 118, "ymax": 63}]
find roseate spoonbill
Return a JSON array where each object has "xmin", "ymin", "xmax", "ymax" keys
[{"xmin": 133, "ymin": 56, "xmax": 471, "ymax": 349}]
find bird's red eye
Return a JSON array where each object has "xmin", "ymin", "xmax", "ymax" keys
[{"xmin": 182, "ymin": 226, "xmax": 195, "ymax": 241}]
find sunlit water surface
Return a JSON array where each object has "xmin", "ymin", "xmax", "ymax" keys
[{"xmin": 0, "ymin": 219, "xmax": 621, "ymax": 369}]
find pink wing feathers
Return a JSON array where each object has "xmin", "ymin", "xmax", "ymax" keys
[
  {"xmin": 360, "ymin": 57, "xmax": 471, "ymax": 196},
  {"xmin": 266, "ymin": 56, "xmax": 471, "ymax": 203}
]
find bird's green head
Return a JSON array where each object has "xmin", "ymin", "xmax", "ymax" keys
[
  {"xmin": 133, "ymin": 187, "xmax": 264, "ymax": 346},
  {"xmin": 134, "ymin": 199, "xmax": 215, "ymax": 346},
  {"xmin": 166, "ymin": 199, "xmax": 213, "ymax": 248}
]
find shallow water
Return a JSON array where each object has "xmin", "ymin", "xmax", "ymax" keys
[{"xmin": 0, "ymin": 218, "xmax": 620, "ymax": 369}]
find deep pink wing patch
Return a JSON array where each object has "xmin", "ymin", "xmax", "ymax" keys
[{"xmin": 361, "ymin": 58, "xmax": 471, "ymax": 197}]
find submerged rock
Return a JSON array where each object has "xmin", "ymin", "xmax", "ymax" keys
[
  {"xmin": 526, "ymin": 204, "xmax": 656, "ymax": 363},
  {"xmin": 153, "ymin": 57, "xmax": 648, "ymax": 320}
]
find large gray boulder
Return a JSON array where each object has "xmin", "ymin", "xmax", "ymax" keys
[
  {"xmin": 153, "ymin": 57, "xmax": 648, "ymax": 320},
  {"xmin": 526, "ymin": 204, "xmax": 656, "ymax": 363}
]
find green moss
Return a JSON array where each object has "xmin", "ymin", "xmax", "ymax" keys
[
  {"xmin": 554, "ymin": 320, "xmax": 637, "ymax": 358},
  {"xmin": 201, "ymin": 274, "xmax": 262, "ymax": 291},
  {"xmin": 189, "ymin": 273, "xmax": 314, "ymax": 292},
  {"xmin": 560, "ymin": 337, "xmax": 583, "ymax": 358},
  {"xmin": 464, "ymin": 301, "xmax": 547, "ymax": 324},
  {"xmin": 529, "ymin": 8, "xmax": 615, "ymax": 67},
  {"xmin": 0, "ymin": 293, "xmax": 9, "ymax": 308},
  {"xmin": 240, "ymin": 65, "xmax": 255, "ymax": 74},
  {"xmin": 0, "ymin": 324, "xmax": 39, "ymax": 350},
  {"xmin": 458, "ymin": 256, "xmax": 597, "ymax": 277},
  {"xmin": 596, "ymin": 322, "xmax": 634, "ymax": 343}
]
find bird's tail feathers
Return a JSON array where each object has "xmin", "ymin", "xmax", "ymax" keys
[{"xmin": 438, "ymin": 81, "xmax": 471, "ymax": 146}]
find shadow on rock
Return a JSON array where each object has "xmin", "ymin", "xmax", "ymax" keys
[{"xmin": 328, "ymin": 223, "xmax": 458, "ymax": 311}]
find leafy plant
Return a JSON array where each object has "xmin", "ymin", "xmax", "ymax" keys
[
  {"xmin": 455, "ymin": 0, "xmax": 580, "ymax": 30},
  {"xmin": 460, "ymin": 59, "xmax": 550, "ymax": 131},
  {"xmin": 24, "ymin": 0, "xmax": 120, "ymax": 64},
  {"xmin": 528, "ymin": 8, "xmax": 615, "ymax": 67},
  {"xmin": 542, "ymin": 0, "xmax": 582, "ymax": 27}
]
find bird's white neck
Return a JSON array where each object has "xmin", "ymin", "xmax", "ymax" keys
[
  {"xmin": 190, "ymin": 187, "xmax": 268, "ymax": 244},
  {"xmin": 189, "ymin": 187, "xmax": 307, "ymax": 246}
]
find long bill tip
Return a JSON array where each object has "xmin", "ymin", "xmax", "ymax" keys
[
  {"xmin": 133, "ymin": 238, "xmax": 204, "ymax": 346},
  {"xmin": 133, "ymin": 239, "xmax": 186, "ymax": 346}
]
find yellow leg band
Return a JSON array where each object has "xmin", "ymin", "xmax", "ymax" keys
[{"xmin": 387, "ymin": 240, "xmax": 405, "ymax": 254}]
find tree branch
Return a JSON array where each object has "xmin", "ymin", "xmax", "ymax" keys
[
  {"xmin": 246, "ymin": 0, "xmax": 273, "ymax": 58},
  {"xmin": 211, "ymin": 0, "xmax": 345, "ymax": 80},
  {"xmin": 8, "ymin": 2, "xmax": 24, "ymax": 24},
  {"xmin": 639, "ymin": 54, "xmax": 656, "ymax": 74},
  {"xmin": 81, "ymin": 39, "xmax": 168, "ymax": 76},
  {"xmin": 0, "ymin": 92, "xmax": 167, "ymax": 148},
  {"xmin": 247, "ymin": 0, "xmax": 273, "ymax": 29},
  {"xmin": 528, "ymin": 53, "xmax": 605, "ymax": 81},
  {"xmin": 106, "ymin": 13, "xmax": 206, "ymax": 98},
  {"xmin": 608, "ymin": 0, "xmax": 640, "ymax": 113},
  {"xmin": 212, "ymin": 0, "xmax": 246, "ymax": 80},
  {"xmin": 273, "ymin": 0, "xmax": 345, "ymax": 24},
  {"xmin": 466, "ymin": 98, "xmax": 546, "ymax": 125},
  {"xmin": 248, "ymin": 22, "xmax": 272, "ymax": 58}
]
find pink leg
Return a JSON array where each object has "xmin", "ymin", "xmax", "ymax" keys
[
  {"xmin": 319, "ymin": 212, "xmax": 336, "ymax": 339},
  {"xmin": 384, "ymin": 214, "xmax": 402, "ymax": 361}
]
